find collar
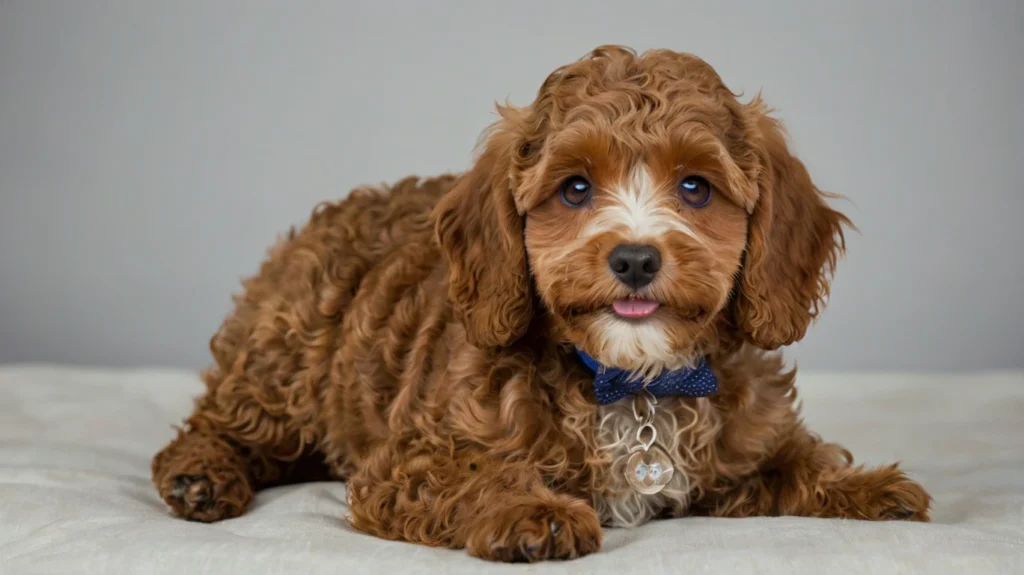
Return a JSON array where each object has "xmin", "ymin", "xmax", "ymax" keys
[{"xmin": 574, "ymin": 348, "xmax": 719, "ymax": 405}]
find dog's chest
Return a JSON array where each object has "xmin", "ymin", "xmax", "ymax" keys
[{"xmin": 591, "ymin": 397, "xmax": 705, "ymax": 527}]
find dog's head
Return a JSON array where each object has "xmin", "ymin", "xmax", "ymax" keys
[{"xmin": 435, "ymin": 46, "xmax": 850, "ymax": 374}]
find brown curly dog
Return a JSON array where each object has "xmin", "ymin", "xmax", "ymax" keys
[{"xmin": 152, "ymin": 46, "xmax": 930, "ymax": 562}]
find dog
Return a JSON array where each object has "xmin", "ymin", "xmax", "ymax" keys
[{"xmin": 152, "ymin": 46, "xmax": 930, "ymax": 562}]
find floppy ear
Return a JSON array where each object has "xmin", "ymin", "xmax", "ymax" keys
[
  {"xmin": 433, "ymin": 126, "xmax": 533, "ymax": 348},
  {"xmin": 733, "ymin": 104, "xmax": 852, "ymax": 349}
]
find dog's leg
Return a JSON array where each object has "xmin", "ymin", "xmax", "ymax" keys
[
  {"xmin": 152, "ymin": 368, "xmax": 325, "ymax": 522},
  {"xmin": 346, "ymin": 440, "xmax": 602, "ymax": 562},
  {"xmin": 697, "ymin": 429, "xmax": 932, "ymax": 521}
]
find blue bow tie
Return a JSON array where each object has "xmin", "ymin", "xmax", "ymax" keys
[{"xmin": 575, "ymin": 349, "xmax": 719, "ymax": 405}]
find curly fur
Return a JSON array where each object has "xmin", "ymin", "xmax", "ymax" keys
[{"xmin": 152, "ymin": 46, "xmax": 929, "ymax": 562}]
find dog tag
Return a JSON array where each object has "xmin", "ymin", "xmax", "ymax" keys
[{"xmin": 625, "ymin": 445, "xmax": 674, "ymax": 495}]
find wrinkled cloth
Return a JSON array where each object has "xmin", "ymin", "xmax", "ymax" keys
[{"xmin": 1, "ymin": 365, "xmax": 1022, "ymax": 574}]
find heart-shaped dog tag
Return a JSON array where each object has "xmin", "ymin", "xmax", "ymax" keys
[{"xmin": 625, "ymin": 445, "xmax": 674, "ymax": 495}]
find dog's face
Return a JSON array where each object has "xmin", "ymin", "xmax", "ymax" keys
[
  {"xmin": 435, "ymin": 47, "xmax": 849, "ymax": 373},
  {"xmin": 521, "ymin": 130, "xmax": 750, "ymax": 375}
]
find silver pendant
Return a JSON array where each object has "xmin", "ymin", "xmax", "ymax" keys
[
  {"xmin": 625, "ymin": 444, "xmax": 675, "ymax": 495},
  {"xmin": 624, "ymin": 391, "xmax": 674, "ymax": 495}
]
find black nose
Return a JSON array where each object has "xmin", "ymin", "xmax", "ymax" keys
[{"xmin": 608, "ymin": 244, "xmax": 662, "ymax": 289}]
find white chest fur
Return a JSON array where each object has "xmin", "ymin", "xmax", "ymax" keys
[{"xmin": 591, "ymin": 396, "xmax": 707, "ymax": 527}]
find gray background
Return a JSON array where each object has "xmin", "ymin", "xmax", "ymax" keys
[{"xmin": 1, "ymin": 1, "xmax": 1021, "ymax": 371}]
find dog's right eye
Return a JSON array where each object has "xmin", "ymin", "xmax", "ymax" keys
[{"xmin": 559, "ymin": 176, "xmax": 592, "ymax": 207}]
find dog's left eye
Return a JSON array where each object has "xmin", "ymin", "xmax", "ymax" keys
[
  {"xmin": 679, "ymin": 176, "xmax": 712, "ymax": 208},
  {"xmin": 559, "ymin": 176, "xmax": 592, "ymax": 207}
]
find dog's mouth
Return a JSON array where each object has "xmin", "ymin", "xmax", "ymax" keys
[
  {"xmin": 565, "ymin": 296, "xmax": 708, "ymax": 323},
  {"xmin": 611, "ymin": 297, "xmax": 660, "ymax": 319}
]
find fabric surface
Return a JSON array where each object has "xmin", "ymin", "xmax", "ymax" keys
[{"xmin": 0, "ymin": 365, "xmax": 1022, "ymax": 575}]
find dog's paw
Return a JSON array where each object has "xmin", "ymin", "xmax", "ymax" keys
[
  {"xmin": 835, "ymin": 465, "xmax": 932, "ymax": 522},
  {"xmin": 465, "ymin": 496, "xmax": 602, "ymax": 562},
  {"xmin": 872, "ymin": 472, "xmax": 931, "ymax": 522},
  {"xmin": 159, "ymin": 469, "xmax": 251, "ymax": 523}
]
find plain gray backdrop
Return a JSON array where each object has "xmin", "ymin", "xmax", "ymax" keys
[{"xmin": 1, "ymin": 1, "xmax": 1021, "ymax": 371}]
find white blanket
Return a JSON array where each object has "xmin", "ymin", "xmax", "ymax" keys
[{"xmin": 0, "ymin": 365, "xmax": 1022, "ymax": 574}]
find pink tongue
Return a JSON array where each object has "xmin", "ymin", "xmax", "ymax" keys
[{"xmin": 612, "ymin": 299, "xmax": 660, "ymax": 318}]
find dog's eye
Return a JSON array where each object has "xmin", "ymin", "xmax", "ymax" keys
[
  {"xmin": 559, "ymin": 176, "xmax": 592, "ymax": 207},
  {"xmin": 679, "ymin": 176, "xmax": 712, "ymax": 208}
]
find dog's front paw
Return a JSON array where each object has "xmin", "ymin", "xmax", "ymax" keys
[
  {"xmin": 838, "ymin": 464, "xmax": 932, "ymax": 522},
  {"xmin": 465, "ymin": 495, "xmax": 602, "ymax": 562},
  {"xmin": 871, "ymin": 470, "xmax": 932, "ymax": 522}
]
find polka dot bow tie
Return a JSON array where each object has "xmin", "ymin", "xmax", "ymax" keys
[{"xmin": 575, "ymin": 349, "xmax": 719, "ymax": 405}]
